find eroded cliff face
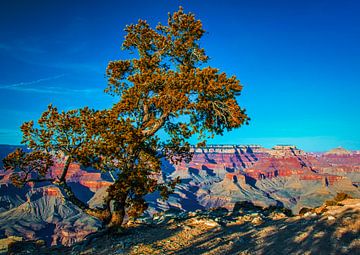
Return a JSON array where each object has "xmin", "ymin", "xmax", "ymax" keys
[
  {"xmin": 149, "ymin": 145, "xmax": 360, "ymax": 214},
  {"xmin": 0, "ymin": 185, "xmax": 102, "ymax": 246},
  {"xmin": 0, "ymin": 158, "xmax": 112, "ymax": 247},
  {"xmin": 0, "ymin": 145, "xmax": 359, "ymax": 246}
]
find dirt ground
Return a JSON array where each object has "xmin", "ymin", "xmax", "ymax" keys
[{"xmin": 5, "ymin": 199, "xmax": 360, "ymax": 255}]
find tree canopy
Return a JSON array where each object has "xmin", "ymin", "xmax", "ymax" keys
[{"xmin": 3, "ymin": 7, "xmax": 249, "ymax": 227}]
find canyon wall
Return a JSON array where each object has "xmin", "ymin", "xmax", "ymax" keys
[{"xmin": 0, "ymin": 144, "xmax": 359, "ymax": 246}]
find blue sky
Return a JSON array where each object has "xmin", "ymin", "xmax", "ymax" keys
[{"xmin": 0, "ymin": 0, "xmax": 359, "ymax": 151}]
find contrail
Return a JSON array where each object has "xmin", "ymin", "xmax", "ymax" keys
[{"xmin": 0, "ymin": 74, "xmax": 65, "ymax": 89}]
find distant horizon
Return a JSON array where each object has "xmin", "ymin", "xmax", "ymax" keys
[{"xmin": 0, "ymin": 142, "xmax": 358, "ymax": 153}]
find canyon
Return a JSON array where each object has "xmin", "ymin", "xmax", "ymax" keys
[
  {"xmin": 153, "ymin": 145, "xmax": 360, "ymax": 214},
  {"xmin": 0, "ymin": 144, "xmax": 359, "ymax": 246}
]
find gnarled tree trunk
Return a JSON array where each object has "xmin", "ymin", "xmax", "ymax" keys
[{"xmin": 108, "ymin": 200, "xmax": 126, "ymax": 227}]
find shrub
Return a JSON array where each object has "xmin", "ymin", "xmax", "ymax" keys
[
  {"xmin": 334, "ymin": 192, "xmax": 352, "ymax": 202},
  {"xmin": 325, "ymin": 200, "xmax": 338, "ymax": 206}
]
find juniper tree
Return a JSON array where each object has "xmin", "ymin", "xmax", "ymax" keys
[{"xmin": 3, "ymin": 7, "xmax": 249, "ymax": 227}]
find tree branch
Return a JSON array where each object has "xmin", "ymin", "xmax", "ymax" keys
[
  {"xmin": 141, "ymin": 113, "xmax": 168, "ymax": 137},
  {"xmin": 59, "ymin": 156, "xmax": 71, "ymax": 182},
  {"xmin": 26, "ymin": 178, "xmax": 55, "ymax": 183},
  {"xmin": 57, "ymin": 180, "xmax": 111, "ymax": 222}
]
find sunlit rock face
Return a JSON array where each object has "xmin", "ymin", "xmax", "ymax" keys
[
  {"xmin": 0, "ymin": 146, "xmax": 112, "ymax": 247},
  {"xmin": 49, "ymin": 162, "xmax": 113, "ymax": 192},
  {"xmin": 0, "ymin": 144, "xmax": 359, "ymax": 246},
  {"xmin": 150, "ymin": 145, "xmax": 360, "ymax": 214},
  {"xmin": 0, "ymin": 185, "xmax": 102, "ymax": 246}
]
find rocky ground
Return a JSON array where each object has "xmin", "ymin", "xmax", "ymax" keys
[{"xmin": 4, "ymin": 198, "xmax": 359, "ymax": 255}]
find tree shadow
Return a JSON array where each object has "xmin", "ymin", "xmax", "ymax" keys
[
  {"xmin": 161, "ymin": 207, "xmax": 359, "ymax": 255},
  {"xmin": 259, "ymin": 208, "xmax": 359, "ymax": 255},
  {"xmin": 167, "ymin": 222, "xmax": 259, "ymax": 254},
  {"xmin": 14, "ymin": 203, "xmax": 359, "ymax": 255},
  {"xmin": 41, "ymin": 223, "xmax": 185, "ymax": 255}
]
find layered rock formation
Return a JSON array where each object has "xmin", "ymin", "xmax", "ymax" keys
[
  {"xmin": 0, "ymin": 185, "xmax": 102, "ymax": 246},
  {"xmin": 324, "ymin": 146, "xmax": 351, "ymax": 155},
  {"xmin": 0, "ymin": 152, "xmax": 113, "ymax": 246},
  {"xmin": 0, "ymin": 144, "xmax": 359, "ymax": 246},
  {"xmin": 150, "ymin": 145, "xmax": 360, "ymax": 214}
]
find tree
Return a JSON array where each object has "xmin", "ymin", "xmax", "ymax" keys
[
  {"xmin": 3, "ymin": 7, "xmax": 249, "ymax": 227},
  {"xmin": 4, "ymin": 105, "xmax": 112, "ymax": 220}
]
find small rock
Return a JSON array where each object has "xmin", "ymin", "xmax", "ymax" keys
[
  {"xmin": 242, "ymin": 215, "xmax": 252, "ymax": 222},
  {"xmin": 80, "ymin": 247, "xmax": 95, "ymax": 254},
  {"xmin": 189, "ymin": 218, "xmax": 220, "ymax": 227},
  {"xmin": 251, "ymin": 216, "xmax": 264, "ymax": 225},
  {"xmin": 314, "ymin": 205, "xmax": 327, "ymax": 215},
  {"xmin": 188, "ymin": 212, "xmax": 197, "ymax": 217},
  {"xmin": 234, "ymin": 218, "xmax": 245, "ymax": 225},
  {"xmin": 164, "ymin": 213, "xmax": 177, "ymax": 219},
  {"xmin": 304, "ymin": 212, "xmax": 311, "ymax": 217},
  {"xmin": 183, "ymin": 225, "xmax": 192, "ymax": 230},
  {"xmin": 304, "ymin": 212, "xmax": 317, "ymax": 217},
  {"xmin": 327, "ymin": 216, "xmax": 336, "ymax": 221},
  {"xmin": 344, "ymin": 216, "xmax": 352, "ymax": 222},
  {"xmin": 270, "ymin": 212, "xmax": 287, "ymax": 220},
  {"xmin": 204, "ymin": 220, "xmax": 220, "ymax": 227}
]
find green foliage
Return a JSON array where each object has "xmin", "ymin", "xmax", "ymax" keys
[
  {"xmin": 2, "ymin": 7, "xmax": 249, "ymax": 227},
  {"xmin": 3, "ymin": 148, "xmax": 54, "ymax": 187}
]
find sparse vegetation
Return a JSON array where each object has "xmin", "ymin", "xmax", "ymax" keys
[
  {"xmin": 334, "ymin": 192, "xmax": 352, "ymax": 202},
  {"xmin": 325, "ymin": 200, "xmax": 338, "ymax": 206},
  {"xmin": 325, "ymin": 193, "xmax": 353, "ymax": 207}
]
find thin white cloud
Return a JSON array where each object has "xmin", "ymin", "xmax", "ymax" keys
[
  {"xmin": 0, "ymin": 74, "xmax": 103, "ymax": 95},
  {"xmin": 9, "ymin": 85, "xmax": 101, "ymax": 95},
  {"xmin": 0, "ymin": 74, "xmax": 65, "ymax": 89}
]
